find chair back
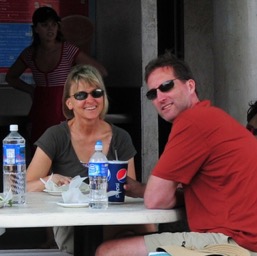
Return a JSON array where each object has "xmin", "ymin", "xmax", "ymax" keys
[{"xmin": 61, "ymin": 15, "xmax": 94, "ymax": 54}]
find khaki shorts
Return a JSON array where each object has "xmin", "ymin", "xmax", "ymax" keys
[
  {"xmin": 53, "ymin": 224, "xmax": 157, "ymax": 254},
  {"xmin": 53, "ymin": 226, "xmax": 74, "ymax": 254},
  {"xmin": 144, "ymin": 232, "xmax": 257, "ymax": 256}
]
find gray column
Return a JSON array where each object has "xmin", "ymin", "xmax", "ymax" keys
[
  {"xmin": 141, "ymin": 0, "xmax": 159, "ymax": 182},
  {"xmin": 213, "ymin": 0, "xmax": 257, "ymax": 124}
]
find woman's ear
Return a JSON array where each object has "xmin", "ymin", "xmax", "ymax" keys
[{"xmin": 66, "ymin": 98, "xmax": 73, "ymax": 110}]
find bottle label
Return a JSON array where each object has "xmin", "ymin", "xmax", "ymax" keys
[
  {"xmin": 88, "ymin": 162, "xmax": 108, "ymax": 177},
  {"xmin": 3, "ymin": 144, "xmax": 26, "ymax": 165}
]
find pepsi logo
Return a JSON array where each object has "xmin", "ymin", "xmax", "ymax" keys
[
  {"xmin": 107, "ymin": 169, "xmax": 111, "ymax": 182},
  {"xmin": 116, "ymin": 168, "xmax": 127, "ymax": 183}
]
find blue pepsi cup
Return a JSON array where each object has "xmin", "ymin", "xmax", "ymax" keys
[{"xmin": 107, "ymin": 160, "xmax": 128, "ymax": 203}]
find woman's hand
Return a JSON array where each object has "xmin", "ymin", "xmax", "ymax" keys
[
  {"xmin": 51, "ymin": 174, "xmax": 72, "ymax": 186},
  {"xmin": 124, "ymin": 176, "xmax": 146, "ymax": 198}
]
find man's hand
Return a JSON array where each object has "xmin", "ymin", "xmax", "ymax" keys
[{"xmin": 124, "ymin": 176, "xmax": 146, "ymax": 198}]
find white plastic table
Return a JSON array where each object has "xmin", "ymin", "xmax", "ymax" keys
[{"xmin": 0, "ymin": 192, "xmax": 185, "ymax": 255}]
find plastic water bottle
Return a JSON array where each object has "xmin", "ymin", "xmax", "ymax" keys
[
  {"xmin": 88, "ymin": 140, "xmax": 108, "ymax": 209},
  {"xmin": 3, "ymin": 124, "xmax": 26, "ymax": 204}
]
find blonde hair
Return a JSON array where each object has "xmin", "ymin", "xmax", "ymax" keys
[{"xmin": 62, "ymin": 65, "xmax": 109, "ymax": 119}]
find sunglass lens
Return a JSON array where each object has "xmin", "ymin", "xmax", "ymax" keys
[
  {"xmin": 159, "ymin": 80, "xmax": 174, "ymax": 92},
  {"xmin": 74, "ymin": 91, "xmax": 88, "ymax": 100},
  {"xmin": 146, "ymin": 80, "xmax": 175, "ymax": 100},
  {"xmin": 92, "ymin": 89, "xmax": 104, "ymax": 98},
  {"xmin": 146, "ymin": 89, "xmax": 157, "ymax": 100}
]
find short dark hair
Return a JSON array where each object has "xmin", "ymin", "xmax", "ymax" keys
[
  {"xmin": 31, "ymin": 7, "xmax": 64, "ymax": 47},
  {"xmin": 32, "ymin": 6, "xmax": 61, "ymax": 25},
  {"xmin": 247, "ymin": 100, "xmax": 257, "ymax": 122},
  {"xmin": 144, "ymin": 51, "xmax": 195, "ymax": 83}
]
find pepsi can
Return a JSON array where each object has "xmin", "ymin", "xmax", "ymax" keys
[{"xmin": 107, "ymin": 160, "xmax": 128, "ymax": 203}]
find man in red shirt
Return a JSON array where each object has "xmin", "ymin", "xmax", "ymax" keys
[{"xmin": 96, "ymin": 52, "xmax": 257, "ymax": 256}]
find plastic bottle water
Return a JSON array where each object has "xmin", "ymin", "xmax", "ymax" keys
[
  {"xmin": 88, "ymin": 140, "xmax": 108, "ymax": 209},
  {"xmin": 3, "ymin": 124, "xmax": 26, "ymax": 204}
]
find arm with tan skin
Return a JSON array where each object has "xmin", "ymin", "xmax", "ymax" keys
[
  {"xmin": 5, "ymin": 53, "xmax": 35, "ymax": 98},
  {"xmin": 75, "ymin": 51, "xmax": 108, "ymax": 77},
  {"xmin": 26, "ymin": 147, "xmax": 72, "ymax": 192},
  {"xmin": 144, "ymin": 175, "xmax": 180, "ymax": 209},
  {"xmin": 124, "ymin": 176, "xmax": 184, "ymax": 207}
]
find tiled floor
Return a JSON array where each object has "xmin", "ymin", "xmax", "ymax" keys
[{"xmin": 0, "ymin": 249, "xmax": 70, "ymax": 256}]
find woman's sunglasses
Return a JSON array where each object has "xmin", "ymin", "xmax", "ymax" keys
[
  {"xmin": 146, "ymin": 79, "xmax": 178, "ymax": 100},
  {"xmin": 246, "ymin": 124, "xmax": 257, "ymax": 136},
  {"xmin": 70, "ymin": 89, "xmax": 104, "ymax": 101}
]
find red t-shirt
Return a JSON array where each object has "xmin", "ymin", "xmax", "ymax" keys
[{"xmin": 152, "ymin": 100, "xmax": 257, "ymax": 252}]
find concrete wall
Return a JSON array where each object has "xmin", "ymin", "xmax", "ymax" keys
[
  {"xmin": 95, "ymin": 0, "xmax": 142, "ymax": 88},
  {"xmin": 213, "ymin": 0, "xmax": 257, "ymax": 125},
  {"xmin": 140, "ymin": 0, "xmax": 159, "ymax": 182},
  {"xmin": 185, "ymin": 0, "xmax": 257, "ymax": 125},
  {"xmin": 184, "ymin": 0, "xmax": 214, "ymax": 103}
]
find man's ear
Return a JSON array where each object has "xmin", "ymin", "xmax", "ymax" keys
[{"xmin": 187, "ymin": 79, "xmax": 196, "ymax": 93}]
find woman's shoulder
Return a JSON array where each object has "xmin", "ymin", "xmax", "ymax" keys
[
  {"xmin": 108, "ymin": 124, "xmax": 136, "ymax": 160},
  {"xmin": 20, "ymin": 46, "xmax": 34, "ymax": 58},
  {"xmin": 111, "ymin": 124, "xmax": 132, "ymax": 141},
  {"xmin": 43, "ymin": 122, "xmax": 69, "ymax": 138},
  {"xmin": 63, "ymin": 41, "xmax": 79, "ymax": 51}
]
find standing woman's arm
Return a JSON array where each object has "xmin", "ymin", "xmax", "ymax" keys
[{"xmin": 5, "ymin": 53, "xmax": 35, "ymax": 97}]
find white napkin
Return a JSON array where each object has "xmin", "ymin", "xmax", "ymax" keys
[
  {"xmin": 60, "ymin": 176, "xmax": 121, "ymax": 204},
  {"xmin": 0, "ymin": 189, "xmax": 13, "ymax": 207},
  {"xmin": 61, "ymin": 176, "xmax": 89, "ymax": 203},
  {"xmin": 41, "ymin": 174, "xmax": 68, "ymax": 192},
  {"xmin": 41, "ymin": 175, "xmax": 89, "ymax": 193}
]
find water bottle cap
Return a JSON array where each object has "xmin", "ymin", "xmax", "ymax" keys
[
  {"xmin": 95, "ymin": 140, "xmax": 103, "ymax": 150},
  {"xmin": 10, "ymin": 124, "xmax": 18, "ymax": 131}
]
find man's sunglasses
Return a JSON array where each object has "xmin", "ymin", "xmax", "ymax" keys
[
  {"xmin": 70, "ymin": 89, "xmax": 104, "ymax": 100},
  {"xmin": 146, "ymin": 79, "xmax": 179, "ymax": 100},
  {"xmin": 246, "ymin": 124, "xmax": 257, "ymax": 136}
]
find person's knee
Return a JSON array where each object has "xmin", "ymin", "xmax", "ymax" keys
[{"xmin": 95, "ymin": 241, "xmax": 111, "ymax": 256}]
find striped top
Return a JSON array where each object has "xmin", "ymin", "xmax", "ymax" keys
[{"xmin": 20, "ymin": 41, "xmax": 80, "ymax": 87}]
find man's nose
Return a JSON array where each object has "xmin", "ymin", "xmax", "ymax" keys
[{"xmin": 156, "ymin": 89, "xmax": 167, "ymax": 101}]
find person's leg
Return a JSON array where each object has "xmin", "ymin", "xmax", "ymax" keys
[
  {"xmin": 53, "ymin": 226, "xmax": 74, "ymax": 254},
  {"xmin": 144, "ymin": 232, "xmax": 230, "ymax": 252},
  {"xmin": 103, "ymin": 224, "xmax": 157, "ymax": 241},
  {"xmin": 96, "ymin": 231, "xmax": 230, "ymax": 256},
  {"xmin": 95, "ymin": 235, "xmax": 148, "ymax": 256},
  {"xmin": 40, "ymin": 227, "xmax": 57, "ymax": 249}
]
